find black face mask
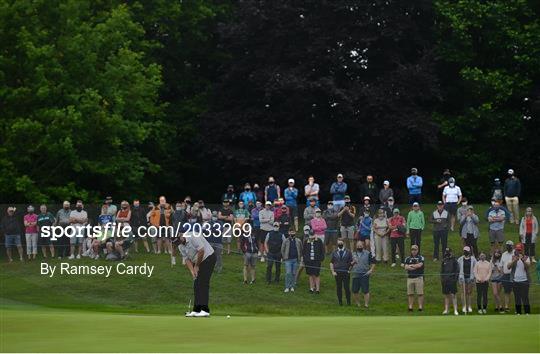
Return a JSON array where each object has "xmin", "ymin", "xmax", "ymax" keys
[
  {"xmin": 357, "ymin": 247, "xmax": 363, "ymax": 252},
  {"xmin": 338, "ymin": 244, "xmax": 344, "ymax": 249},
  {"xmin": 444, "ymin": 252, "xmax": 451, "ymax": 258},
  {"xmin": 245, "ymin": 188, "xmax": 250, "ymax": 191},
  {"xmin": 506, "ymin": 246, "xmax": 513, "ymax": 252},
  {"xmin": 76, "ymin": 207, "xmax": 82, "ymax": 212},
  {"xmin": 64, "ymin": 206, "xmax": 70, "ymax": 210},
  {"xmin": 464, "ymin": 251, "xmax": 470, "ymax": 257}
]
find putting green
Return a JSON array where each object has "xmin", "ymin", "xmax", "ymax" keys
[{"xmin": 1, "ymin": 308, "xmax": 538, "ymax": 352}]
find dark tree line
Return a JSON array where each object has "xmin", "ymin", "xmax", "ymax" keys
[{"xmin": 1, "ymin": 0, "xmax": 539, "ymax": 203}]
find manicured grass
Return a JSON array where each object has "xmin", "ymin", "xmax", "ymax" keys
[{"xmin": 0, "ymin": 308, "xmax": 538, "ymax": 352}]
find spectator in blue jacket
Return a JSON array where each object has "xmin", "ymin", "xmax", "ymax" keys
[
  {"xmin": 406, "ymin": 168, "xmax": 423, "ymax": 205},
  {"xmin": 330, "ymin": 173, "xmax": 348, "ymax": 210},
  {"xmin": 284, "ymin": 178, "xmax": 299, "ymax": 231},
  {"xmin": 239, "ymin": 183, "xmax": 257, "ymax": 207}
]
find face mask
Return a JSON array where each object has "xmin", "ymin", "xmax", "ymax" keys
[
  {"xmin": 444, "ymin": 252, "xmax": 451, "ymax": 258},
  {"xmin": 462, "ymin": 202, "xmax": 467, "ymax": 206},
  {"xmin": 176, "ymin": 207, "xmax": 182, "ymax": 211},
  {"xmin": 337, "ymin": 243, "xmax": 344, "ymax": 249},
  {"xmin": 494, "ymin": 254, "xmax": 501, "ymax": 259},
  {"xmin": 289, "ymin": 234, "xmax": 295, "ymax": 238},
  {"xmin": 254, "ymin": 186, "xmax": 259, "ymax": 190},
  {"xmin": 211, "ymin": 217, "xmax": 218, "ymax": 221},
  {"xmin": 245, "ymin": 188, "xmax": 250, "ymax": 191},
  {"xmin": 28, "ymin": 208, "xmax": 34, "ymax": 213},
  {"xmin": 480, "ymin": 255, "xmax": 486, "ymax": 261},
  {"xmin": 491, "ymin": 201, "xmax": 496, "ymax": 206},
  {"xmin": 134, "ymin": 203, "xmax": 140, "ymax": 208},
  {"xmin": 506, "ymin": 246, "xmax": 512, "ymax": 252},
  {"xmin": 464, "ymin": 251, "xmax": 470, "ymax": 257},
  {"xmin": 449, "ymin": 183, "xmax": 455, "ymax": 187},
  {"xmin": 364, "ymin": 213, "xmax": 370, "ymax": 218},
  {"xmin": 64, "ymin": 206, "xmax": 70, "ymax": 210},
  {"xmin": 122, "ymin": 206, "xmax": 127, "ymax": 210},
  {"xmin": 273, "ymin": 227, "xmax": 279, "ymax": 231},
  {"xmin": 357, "ymin": 247, "xmax": 363, "ymax": 252},
  {"xmin": 76, "ymin": 206, "xmax": 82, "ymax": 211}
]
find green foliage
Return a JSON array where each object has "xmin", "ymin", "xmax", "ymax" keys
[
  {"xmin": 434, "ymin": 0, "xmax": 540, "ymax": 200},
  {"xmin": 0, "ymin": 0, "xmax": 164, "ymax": 202}
]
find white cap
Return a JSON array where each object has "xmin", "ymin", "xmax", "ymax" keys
[
  {"xmin": 383, "ymin": 180, "xmax": 390, "ymax": 185},
  {"xmin": 265, "ymin": 201, "xmax": 272, "ymax": 206},
  {"xmin": 288, "ymin": 178, "xmax": 295, "ymax": 184},
  {"xmin": 337, "ymin": 173, "xmax": 344, "ymax": 178},
  {"xmin": 508, "ymin": 169, "xmax": 514, "ymax": 175},
  {"xmin": 413, "ymin": 202, "xmax": 420, "ymax": 207}
]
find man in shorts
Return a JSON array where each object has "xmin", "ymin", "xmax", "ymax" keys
[
  {"xmin": 338, "ymin": 195, "xmax": 356, "ymax": 249},
  {"xmin": 488, "ymin": 201, "xmax": 506, "ymax": 254},
  {"xmin": 240, "ymin": 231, "xmax": 258, "ymax": 284},
  {"xmin": 351, "ymin": 240, "xmax": 375, "ymax": 308},
  {"xmin": 1, "ymin": 207, "xmax": 24, "ymax": 262},
  {"xmin": 404, "ymin": 245, "xmax": 425, "ymax": 311},
  {"xmin": 500, "ymin": 240, "xmax": 514, "ymax": 312}
]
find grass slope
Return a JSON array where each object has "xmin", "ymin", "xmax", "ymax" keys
[
  {"xmin": 0, "ymin": 204, "xmax": 538, "ymax": 317},
  {"xmin": 1, "ymin": 308, "xmax": 539, "ymax": 352}
]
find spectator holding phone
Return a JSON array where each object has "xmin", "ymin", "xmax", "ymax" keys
[
  {"xmin": 474, "ymin": 252, "xmax": 492, "ymax": 314},
  {"xmin": 507, "ymin": 243, "xmax": 531, "ymax": 315}
]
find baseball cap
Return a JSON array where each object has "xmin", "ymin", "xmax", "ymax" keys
[
  {"xmin": 437, "ymin": 201, "xmax": 444, "ymax": 205},
  {"xmin": 7, "ymin": 206, "xmax": 16, "ymax": 212},
  {"xmin": 507, "ymin": 169, "xmax": 514, "ymax": 175},
  {"xmin": 337, "ymin": 173, "xmax": 344, "ymax": 178},
  {"xmin": 363, "ymin": 196, "xmax": 370, "ymax": 201},
  {"xmin": 413, "ymin": 202, "xmax": 419, "ymax": 207},
  {"xmin": 505, "ymin": 240, "xmax": 514, "ymax": 246},
  {"xmin": 463, "ymin": 246, "xmax": 471, "ymax": 252},
  {"xmin": 411, "ymin": 245, "xmax": 419, "ymax": 250},
  {"xmin": 383, "ymin": 180, "xmax": 390, "ymax": 185},
  {"xmin": 411, "ymin": 167, "xmax": 418, "ymax": 173},
  {"xmin": 344, "ymin": 195, "xmax": 351, "ymax": 200},
  {"xmin": 388, "ymin": 196, "xmax": 394, "ymax": 201},
  {"xmin": 288, "ymin": 178, "xmax": 295, "ymax": 184},
  {"xmin": 393, "ymin": 208, "xmax": 400, "ymax": 214},
  {"xmin": 265, "ymin": 201, "xmax": 272, "ymax": 206},
  {"xmin": 303, "ymin": 225, "xmax": 311, "ymax": 231}
]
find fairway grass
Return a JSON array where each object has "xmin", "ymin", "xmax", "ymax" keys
[{"xmin": 1, "ymin": 308, "xmax": 539, "ymax": 352}]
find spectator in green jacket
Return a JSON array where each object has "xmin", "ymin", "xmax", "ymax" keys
[{"xmin": 407, "ymin": 202, "xmax": 425, "ymax": 252}]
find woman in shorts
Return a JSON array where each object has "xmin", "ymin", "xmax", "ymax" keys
[
  {"xmin": 440, "ymin": 247, "xmax": 459, "ymax": 315},
  {"xmin": 490, "ymin": 249, "xmax": 504, "ymax": 312},
  {"xmin": 457, "ymin": 246, "xmax": 477, "ymax": 313}
]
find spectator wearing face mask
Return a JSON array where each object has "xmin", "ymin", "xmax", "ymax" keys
[
  {"xmin": 304, "ymin": 198, "xmax": 318, "ymax": 225},
  {"xmin": 460, "ymin": 206, "xmax": 480, "ymax": 258},
  {"xmin": 500, "ymin": 240, "xmax": 514, "ymax": 312},
  {"xmin": 264, "ymin": 177, "xmax": 281, "ymax": 203},
  {"xmin": 388, "ymin": 208, "xmax": 406, "ymax": 267},
  {"xmin": 69, "ymin": 200, "xmax": 88, "ymax": 259},
  {"xmin": 284, "ymin": 179, "xmax": 299, "ymax": 231},
  {"xmin": 406, "ymin": 168, "xmax": 423, "ymax": 205},
  {"xmin": 104, "ymin": 196, "xmax": 117, "ymax": 223},
  {"xmin": 303, "ymin": 229, "xmax": 325, "ymax": 294},
  {"xmin": 310, "ymin": 209, "xmax": 327, "ymax": 244},
  {"xmin": 131, "ymin": 199, "xmax": 151, "ymax": 253},
  {"xmin": 323, "ymin": 201, "xmax": 339, "ymax": 254},
  {"xmin": 430, "ymin": 201, "xmax": 449, "ymax": 262},
  {"xmin": 442, "ymin": 177, "xmax": 462, "ymax": 231},
  {"xmin": 330, "ymin": 239, "xmax": 353, "ymax": 306},
  {"xmin": 2, "ymin": 207, "xmax": 24, "ymax": 262},
  {"xmin": 356, "ymin": 210, "xmax": 373, "ymax": 253},
  {"xmin": 504, "ymin": 169, "xmax": 521, "ymax": 224},
  {"xmin": 251, "ymin": 201, "xmax": 264, "ymax": 257},
  {"xmin": 488, "ymin": 201, "xmax": 506, "ymax": 254},
  {"xmin": 456, "ymin": 197, "xmax": 469, "ymax": 228},
  {"xmin": 437, "ymin": 169, "xmax": 452, "ymax": 193},
  {"xmin": 222, "ymin": 185, "xmax": 238, "ymax": 205},
  {"xmin": 338, "ymin": 196, "xmax": 356, "ymax": 250},
  {"xmin": 218, "ymin": 200, "xmax": 234, "ymax": 255},
  {"xmin": 381, "ymin": 196, "xmax": 397, "ymax": 218},
  {"xmin": 490, "ymin": 249, "xmax": 504, "ymax": 313},
  {"xmin": 491, "ymin": 178, "xmax": 504, "ymax": 204},
  {"xmin": 265, "ymin": 222, "xmax": 285, "ymax": 283},
  {"xmin": 281, "ymin": 229, "xmax": 302, "ymax": 292},
  {"xmin": 351, "ymin": 240, "xmax": 375, "ymax": 308},
  {"xmin": 519, "ymin": 207, "xmax": 537, "ymax": 263},
  {"xmin": 234, "ymin": 200, "xmax": 250, "ymax": 252},
  {"xmin": 474, "ymin": 252, "xmax": 492, "ymax": 314},
  {"xmin": 440, "ymin": 247, "xmax": 459, "ymax": 315},
  {"xmin": 239, "ymin": 183, "xmax": 257, "ymax": 207},
  {"xmin": 23, "ymin": 205, "xmax": 38, "ymax": 260},
  {"xmin": 507, "ymin": 243, "xmax": 531, "ymax": 314},
  {"xmin": 241, "ymin": 229, "xmax": 259, "ymax": 284},
  {"xmin": 457, "ymin": 246, "xmax": 477, "ymax": 313}
]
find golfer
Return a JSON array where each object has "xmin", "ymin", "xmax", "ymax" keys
[{"xmin": 179, "ymin": 232, "xmax": 216, "ymax": 317}]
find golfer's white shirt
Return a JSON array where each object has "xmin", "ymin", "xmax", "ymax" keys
[
  {"xmin": 178, "ymin": 233, "xmax": 215, "ymax": 264},
  {"xmin": 443, "ymin": 186, "xmax": 462, "ymax": 203}
]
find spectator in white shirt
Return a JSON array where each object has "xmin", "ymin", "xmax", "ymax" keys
[{"xmin": 442, "ymin": 177, "xmax": 462, "ymax": 231}]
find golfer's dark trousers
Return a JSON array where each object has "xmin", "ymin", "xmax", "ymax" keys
[
  {"xmin": 193, "ymin": 253, "xmax": 216, "ymax": 313},
  {"xmin": 335, "ymin": 271, "xmax": 351, "ymax": 305},
  {"xmin": 266, "ymin": 252, "xmax": 281, "ymax": 282},
  {"xmin": 410, "ymin": 229, "xmax": 422, "ymax": 252},
  {"xmin": 432, "ymin": 230, "xmax": 448, "ymax": 260},
  {"xmin": 512, "ymin": 281, "xmax": 530, "ymax": 314}
]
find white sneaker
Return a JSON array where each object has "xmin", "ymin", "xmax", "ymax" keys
[
  {"xmin": 258, "ymin": 251, "xmax": 262, "ymax": 257},
  {"xmin": 391, "ymin": 263, "xmax": 396, "ymax": 267},
  {"xmin": 76, "ymin": 254, "xmax": 81, "ymax": 259},
  {"xmin": 454, "ymin": 310, "xmax": 459, "ymax": 316},
  {"xmin": 468, "ymin": 306, "xmax": 473, "ymax": 313},
  {"xmin": 462, "ymin": 306, "xmax": 467, "ymax": 313},
  {"xmin": 171, "ymin": 257, "xmax": 176, "ymax": 266},
  {"xmin": 396, "ymin": 254, "xmax": 400, "ymax": 259},
  {"xmin": 94, "ymin": 255, "xmax": 99, "ymax": 260},
  {"xmin": 284, "ymin": 288, "xmax": 290, "ymax": 293},
  {"xmin": 532, "ymin": 257, "xmax": 537, "ymax": 263},
  {"xmin": 194, "ymin": 310, "xmax": 210, "ymax": 317},
  {"xmin": 442, "ymin": 310, "xmax": 448, "ymax": 315},
  {"xmin": 68, "ymin": 255, "xmax": 75, "ymax": 260},
  {"xmin": 290, "ymin": 287, "xmax": 295, "ymax": 292},
  {"xmin": 478, "ymin": 309, "xmax": 483, "ymax": 314},
  {"xmin": 185, "ymin": 311, "xmax": 198, "ymax": 317},
  {"xmin": 260, "ymin": 256, "xmax": 265, "ymax": 262}
]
